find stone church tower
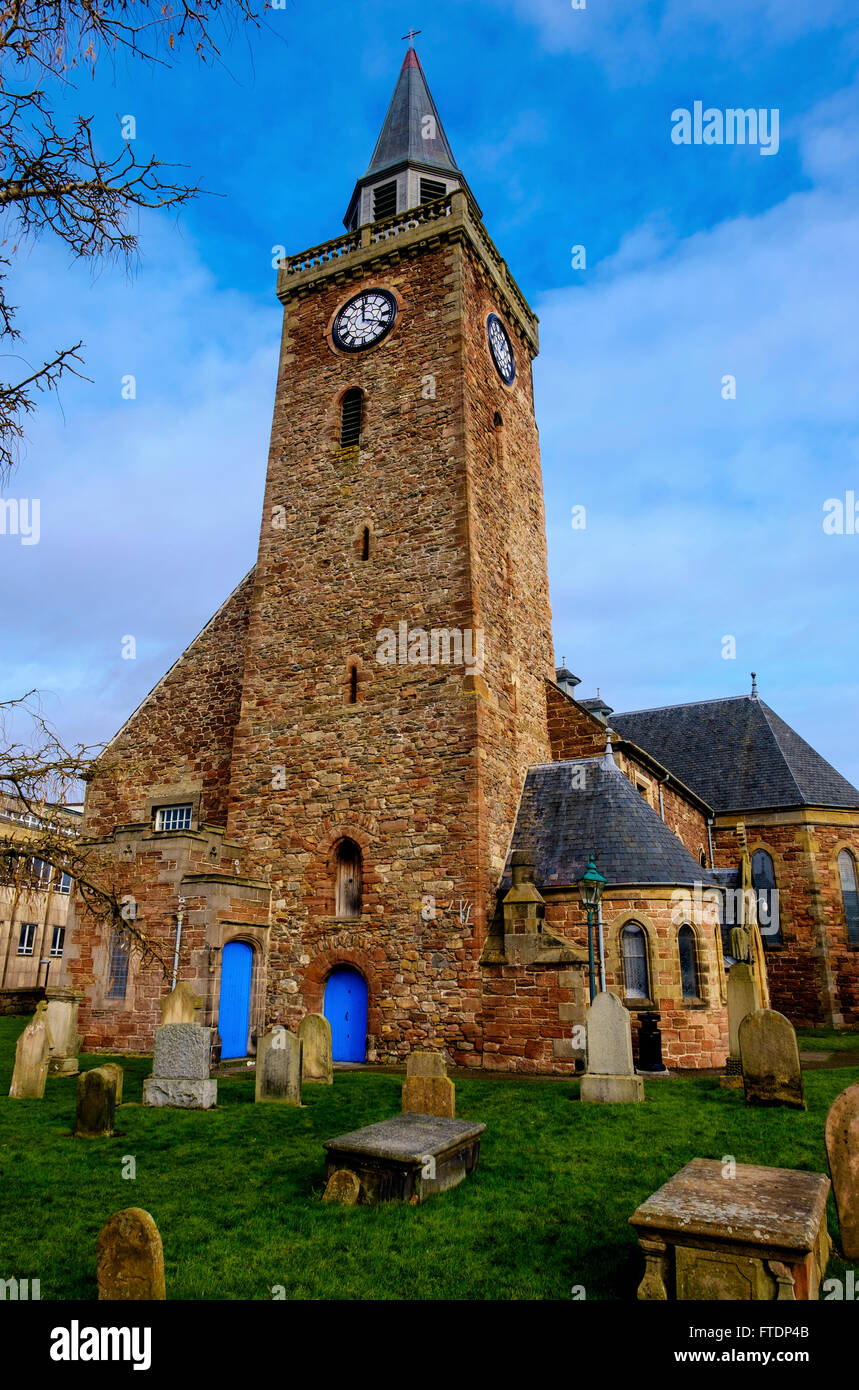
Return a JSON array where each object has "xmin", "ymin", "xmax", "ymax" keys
[{"xmin": 226, "ymin": 42, "xmax": 556, "ymax": 1048}]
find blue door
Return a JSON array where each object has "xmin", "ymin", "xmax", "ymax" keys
[
  {"xmin": 324, "ymin": 967, "xmax": 368, "ymax": 1062},
  {"xmin": 219, "ymin": 941, "xmax": 253, "ymax": 1059}
]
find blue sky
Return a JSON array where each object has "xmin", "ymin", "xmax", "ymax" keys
[{"xmin": 2, "ymin": 0, "xmax": 858, "ymax": 786}]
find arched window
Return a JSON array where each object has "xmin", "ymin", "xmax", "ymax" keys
[
  {"xmin": 340, "ymin": 388, "xmax": 363, "ymax": 448},
  {"xmin": 335, "ymin": 839, "xmax": 363, "ymax": 918},
  {"xmin": 105, "ymin": 927, "xmax": 130, "ymax": 1000},
  {"xmin": 678, "ymin": 925, "xmax": 700, "ymax": 999},
  {"xmin": 622, "ymin": 923, "xmax": 650, "ymax": 1000},
  {"xmin": 751, "ymin": 849, "xmax": 781, "ymax": 945},
  {"xmin": 838, "ymin": 850, "xmax": 859, "ymax": 945}
]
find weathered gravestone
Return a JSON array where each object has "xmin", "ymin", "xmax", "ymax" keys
[
  {"xmin": 825, "ymin": 1081, "xmax": 859, "ymax": 1259},
  {"xmin": 401, "ymin": 1050, "xmax": 455, "ymax": 1117},
  {"xmin": 97, "ymin": 1208, "xmax": 166, "ymax": 1301},
  {"xmin": 255, "ymin": 1027, "xmax": 302, "ymax": 1105},
  {"xmin": 322, "ymin": 1169, "xmax": 362, "ymax": 1205},
  {"xmin": 323, "ymin": 1112, "xmax": 486, "ymax": 1205},
  {"xmin": 160, "ymin": 981, "xmax": 202, "ymax": 1026},
  {"xmin": 143, "ymin": 1024, "xmax": 217, "ymax": 1109},
  {"xmin": 630, "ymin": 1158, "xmax": 831, "ymax": 1300},
  {"xmin": 100, "ymin": 1062, "xmax": 124, "ymax": 1105},
  {"xmin": 723, "ymin": 963, "xmax": 758, "ymax": 1088},
  {"xmin": 739, "ymin": 1008, "xmax": 805, "ymax": 1110},
  {"xmin": 8, "ymin": 1014, "xmax": 51, "ymax": 1098},
  {"xmin": 75, "ymin": 1067, "xmax": 116, "ymax": 1137},
  {"xmin": 44, "ymin": 988, "xmax": 83, "ymax": 1076},
  {"xmin": 299, "ymin": 1013, "xmax": 333, "ymax": 1084},
  {"xmin": 580, "ymin": 990, "xmax": 644, "ymax": 1103}
]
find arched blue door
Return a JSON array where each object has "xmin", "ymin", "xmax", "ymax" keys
[
  {"xmin": 218, "ymin": 941, "xmax": 253, "ymax": 1059},
  {"xmin": 324, "ymin": 967, "xmax": 368, "ymax": 1062}
]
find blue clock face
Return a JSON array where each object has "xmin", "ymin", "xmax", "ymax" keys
[
  {"xmin": 487, "ymin": 313, "xmax": 516, "ymax": 384},
  {"xmin": 333, "ymin": 289, "xmax": 397, "ymax": 352}
]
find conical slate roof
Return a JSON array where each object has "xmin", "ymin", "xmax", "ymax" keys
[
  {"xmin": 506, "ymin": 757, "xmax": 718, "ymax": 890},
  {"xmin": 364, "ymin": 47, "xmax": 460, "ymax": 181},
  {"xmin": 611, "ymin": 696, "xmax": 859, "ymax": 813}
]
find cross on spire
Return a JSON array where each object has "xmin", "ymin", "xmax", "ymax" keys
[{"xmin": 401, "ymin": 28, "xmax": 422, "ymax": 47}]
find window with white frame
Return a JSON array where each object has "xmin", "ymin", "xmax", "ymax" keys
[
  {"xmin": 17, "ymin": 922, "xmax": 37, "ymax": 955},
  {"xmin": 30, "ymin": 857, "xmax": 52, "ymax": 888},
  {"xmin": 154, "ymin": 804, "xmax": 193, "ymax": 832},
  {"xmin": 50, "ymin": 926, "xmax": 65, "ymax": 957},
  {"xmin": 55, "ymin": 871, "xmax": 72, "ymax": 894}
]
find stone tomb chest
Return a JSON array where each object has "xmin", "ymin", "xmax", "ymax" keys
[
  {"xmin": 323, "ymin": 1113, "xmax": 486, "ymax": 1205},
  {"xmin": 629, "ymin": 1158, "xmax": 831, "ymax": 1300}
]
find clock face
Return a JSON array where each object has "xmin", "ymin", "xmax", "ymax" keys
[
  {"xmin": 332, "ymin": 289, "xmax": 398, "ymax": 352},
  {"xmin": 487, "ymin": 313, "xmax": 516, "ymax": 385}
]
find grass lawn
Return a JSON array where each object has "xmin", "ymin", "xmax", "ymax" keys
[
  {"xmin": 796, "ymin": 1027, "xmax": 859, "ymax": 1053},
  {"xmin": 0, "ymin": 1015, "xmax": 856, "ymax": 1301}
]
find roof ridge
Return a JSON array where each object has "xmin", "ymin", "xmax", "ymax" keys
[{"xmin": 613, "ymin": 695, "xmax": 750, "ymax": 717}]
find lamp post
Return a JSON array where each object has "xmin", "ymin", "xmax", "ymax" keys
[{"xmin": 577, "ymin": 853, "xmax": 607, "ymax": 1004}]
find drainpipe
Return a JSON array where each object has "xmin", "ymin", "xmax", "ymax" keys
[
  {"xmin": 597, "ymin": 901, "xmax": 606, "ymax": 993},
  {"xmin": 707, "ymin": 818, "xmax": 715, "ymax": 871},
  {"xmin": 171, "ymin": 897, "xmax": 185, "ymax": 991}
]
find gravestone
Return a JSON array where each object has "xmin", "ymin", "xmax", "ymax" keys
[
  {"xmin": 724, "ymin": 963, "xmax": 758, "ymax": 1087},
  {"xmin": 143, "ymin": 1024, "xmax": 217, "ymax": 1109},
  {"xmin": 8, "ymin": 1015, "xmax": 51, "ymax": 1098},
  {"xmin": 402, "ymin": 1050, "xmax": 455, "ymax": 1117},
  {"xmin": 160, "ymin": 981, "xmax": 202, "ymax": 1026},
  {"xmin": 323, "ymin": 1113, "xmax": 486, "ymax": 1205},
  {"xmin": 96, "ymin": 1208, "xmax": 166, "ymax": 1301},
  {"xmin": 739, "ymin": 1008, "xmax": 805, "ymax": 1110},
  {"xmin": 100, "ymin": 1062, "xmax": 124, "ymax": 1105},
  {"xmin": 580, "ymin": 990, "xmax": 644, "ymax": 1103},
  {"xmin": 255, "ymin": 1027, "xmax": 302, "ymax": 1105},
  {"xmin": 824, "ymin": 1082, "xmax": 859, "ymax": 1259},
  {"xmin": 44, "ymin": 989, "xmax": 83, "ymax": 1076},
  {"xmin": 630, "ymin": 1158, "xmax": 831, "ymax": 1300},
  {"xmin": 299, "ymin": 1013, "xmax": 333, "ymax": 1084},
  {"xmin": 323, "ymin": 1170, "xmax": 362, "ymax": 1205},
  {"xmin": 75, "ymin": 1067, "xmax": 116, "ymax": 1137}
]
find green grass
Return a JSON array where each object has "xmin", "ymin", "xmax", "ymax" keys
[
  {"xmin": 0, "ymin": 1015, "xmax": 856, "ymax": 1300},
  {"xmin": 796, "ymin": 1027, "xmax": 859, "ymax": 1053}
]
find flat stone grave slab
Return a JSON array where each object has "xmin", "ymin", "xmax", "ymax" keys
[
  {"xmin": 629, "ymin": 1158, "xmax": 831, "ymax": 1301},
  {"xmin": 323, "ymin": 1113, "xmax": 486, "ymax": 1205}
]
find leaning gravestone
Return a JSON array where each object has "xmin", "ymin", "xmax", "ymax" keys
[
  {"xmin": 724, "ymin": 963, "xmax": 758, "ymax": 1088},
  {"xmin": 44, "ymin": 989, "xmax": 83, "ymax": 1076},
  {"xmin": 8, "ymin": 1014, "xmax": 51, "ymax": 1098},
  {"xmin": 97, "ymin": 1208, "xmax": 166, "ymax": 1301},
  {"xmin": 322, "ymin": 1170, "xmax": 362, "ymax": 1205},
  {"xmin": 75, "ymin": 1067, "xmax": 116, "ymax": 1137},
  {"xmin": 160, "ymin": 981, "xmax": 202, "ymax": 1026},
  {"xmin": 100, "ymin": 1062, "xmax": 124, "ymax": 1105},
  {"xmin": 825, "ymin": 1081, "xmax": 859, "ymax": 1259},
  {"xmin": 299, "ymin": 1013, "xmax": 333, "ymax": 1084},
  {"xmin": 402, "ymin": 1050, "xmax": 455, "ymax": 1117},
  {"xmin": 255, "ymin": 1027, "xmax": 302, "ymax": 1105},
  {"xmin": 581, "ymin": 990, "xmax": 644, "ymax": 1103},
  {"xmin": 739, "ymin": 1008, "xmax": 805, "ymax": 1110},
  {"xmin": 143, "ymin": 1024, "xmax": 217, "ymax": 1109}
]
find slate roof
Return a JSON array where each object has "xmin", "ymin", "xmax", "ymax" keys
[
  {"xmin": 364, "ymin": 47, "xmax": 460, "ymax": 181},
  {"xmin": 506, "ymin": 756, "xmax": 718, "ymax": 890},
  {"xmin": 610, "ymin": 696, "xmax": 859, "ymax": 813}
]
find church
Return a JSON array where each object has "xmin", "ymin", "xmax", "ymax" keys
[{"xmin": 67, "ymin": 46, "xmax": 859, "ymax": 1071}]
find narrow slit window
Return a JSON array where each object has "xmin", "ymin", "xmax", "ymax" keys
[
  {"xmin": 340, "ymin": 389, "xmax": 363, "ymax": 448},
  {"xmin": 349, "ymin": 665, "xmax": 358, "ymax": 704},
  {"xmin": 335, "ymin": 839, "xmax": 363, "ymax": 917}
]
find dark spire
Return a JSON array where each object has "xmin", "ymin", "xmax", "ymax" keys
[{"xmin": 344, "ymin": 48, "xmax": 476, "ymax": 230}]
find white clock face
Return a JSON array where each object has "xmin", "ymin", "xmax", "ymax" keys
[
  {"xmin": 333, "ymin": 289, "xmax": 397, "ymax": 352},
  {"xmin": 487, "ymin": 313, "xmax": 516, "ymax": 385}
]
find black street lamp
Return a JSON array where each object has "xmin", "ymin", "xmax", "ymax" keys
[{"xmin": 577, "ymin": 853, "xmax": 607, "ymax": 1004}]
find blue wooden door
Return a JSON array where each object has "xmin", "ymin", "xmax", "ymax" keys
[
  {"xmin": 219, "ymin": 941, "xmax": 253, "ymax": 1059},
  {"xmin": 324, "ymin": 967, "xmax": 367, "ymax": 1062}
]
